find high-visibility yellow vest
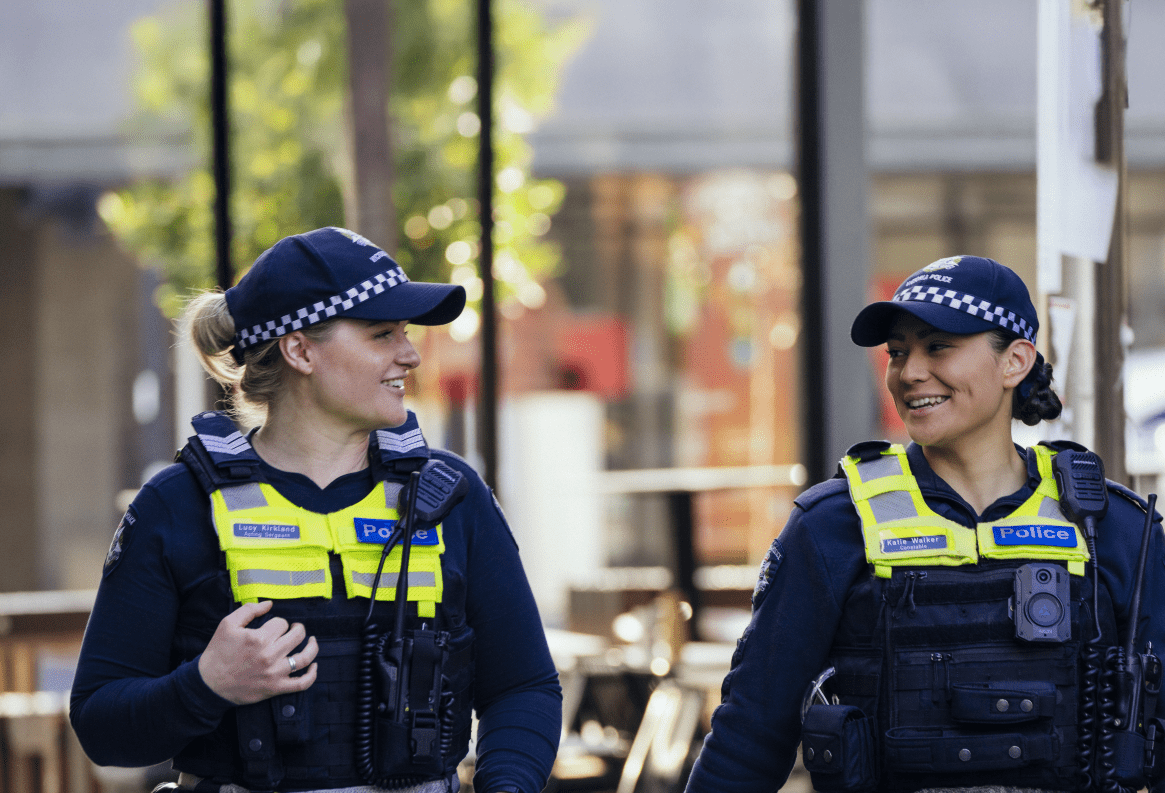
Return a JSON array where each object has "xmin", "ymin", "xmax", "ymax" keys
[
  {"xmin": 210, "ymin": 479, "xmax": 445, "ymax": 618},
  {"xmin": 840, "ymin": 444, "xmax": 1090, "ymax": 578}
]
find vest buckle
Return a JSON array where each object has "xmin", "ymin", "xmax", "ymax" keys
[{"xmin": 410, "ymin": 710, "xmax": 439, "ymax": 760}]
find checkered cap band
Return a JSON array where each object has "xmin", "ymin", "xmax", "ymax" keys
[
  {"xmin": 233, "ymin": 266, "xmax": 409, "ymax": 351},
  {"xmin": 893, "ymin": 285, "xmax": 1035, "ymax": 342}
]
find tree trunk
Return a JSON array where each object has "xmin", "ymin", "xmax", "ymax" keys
[{"xmin": 343, "ymin": 0, "xmax": 395, "ymax": 252}]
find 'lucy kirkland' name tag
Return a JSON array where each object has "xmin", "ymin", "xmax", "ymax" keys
[{"xmin": 234, "ymin": 523, "xmax": 300, "ymax": 540}]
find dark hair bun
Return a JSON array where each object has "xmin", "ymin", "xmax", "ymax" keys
[{"xmin": 1014, "ymin": 358, "xmax": 1062, "ymax": 426}]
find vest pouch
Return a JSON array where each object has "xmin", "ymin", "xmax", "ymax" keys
[
  {"xmin": 884, "ymin": 726, "xmax": 1055, "ymax": 773},
  {"xmin": 438, "ymin": 624, "xmax": 476, "ymax": 764},
  {"xmin": 949, "ymin": 681, "xmax": 1056, "ymax": 724},
  {"xmin": 1112, "ymin": 730, "xmax": 1146, "ymax": 787},
  {"xmin": 801, "ymin": 704, "xmax": 877, "ymax": 792},
  {"xmin": 1148, "ymin": 717, "xmax": 1165, "ymax": 785},
  {"xmin": 236, "ymin": 701, "xmax": 284, "ymax": 789},
  {"xmin": 271, "ymin": 690, "xmax": 311, "ymax": 744}
]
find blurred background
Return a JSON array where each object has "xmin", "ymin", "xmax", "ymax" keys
[{"xmin": 2, "ymin": 0, "xmax": 1164, "ymax": 791}]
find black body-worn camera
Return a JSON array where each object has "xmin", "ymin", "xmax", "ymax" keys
[{"xmin": 1012, "ymin": 562, "xmax": 1072, "ymax": 643}]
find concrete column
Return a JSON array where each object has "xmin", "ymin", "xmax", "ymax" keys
[{"xmin": 797, "ymin": 0, "xmax": 874, "ymax": 484}]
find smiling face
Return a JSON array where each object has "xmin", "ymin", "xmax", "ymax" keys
[
  {"xmin": 884, "ymin": 312, "xmax": 1024, "ymax": 452},
  {"xmin": 296, "ymin": 318, "xmax": 420, "ymax": 433}
]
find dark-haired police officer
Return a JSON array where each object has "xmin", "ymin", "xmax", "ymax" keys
[
  {"xmin": 71, "ymin": 227, "xmax": 561, "ymax": 793},
  {"xmin": 685, "ymin": 256, "xmax": 1165, "ymax": 793}
]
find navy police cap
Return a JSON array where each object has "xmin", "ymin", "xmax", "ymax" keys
[
  {"xmin": 850, "ymin": 255, "xmax": 1038, "ymax": 347},
  {"xmin": 225, "ymin": 227, "xmax": 466, "ymax": 363}
]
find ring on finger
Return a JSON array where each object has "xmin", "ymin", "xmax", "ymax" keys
[{"xmin": 288, "ymin": 656, "xmax": 297, "ymax": 673}]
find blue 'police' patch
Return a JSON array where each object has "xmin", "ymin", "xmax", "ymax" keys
[
  {"xmin": 234, "ymin": 523, "xmax": 299, "ymax": 540},
  {"xmin": 355, "ymin": 518, "xmax": 397, "ymax": 543},
  {"xmin": 409, "ymin": 527, "xmax": 439, "ymax": 546},
  {"xmin": 881, "ymin": 535, "xmax": 947, "ymax": 554},
  {"xmin": 993, "ymin": 525, "xmax": 1076, "ymax": 548},
  {"xmin": 354, "ymin": 518, "xmax": 439, "ymax": 546}
]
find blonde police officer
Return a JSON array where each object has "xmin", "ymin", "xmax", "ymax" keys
[{"xmin": 71, "ymin": 228, "xmax": 561, "ymax": 793}]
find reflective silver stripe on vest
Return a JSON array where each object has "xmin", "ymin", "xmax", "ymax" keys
[
  {"xmin": 856, "ymin": 454, "xmax": 903, "ymax": 482},
  {"xmin": 353, "ymin": 571, "xmax": 437, "ymax": 589},
  {"xmin": 220, "ymin": 482, "xmax": 268, "ymax": 511},
  {"xmin": 1038, "ymin": 496, "xmax": 1069, "ymax": 521},
  {"xmin": 236, "ymin": 569, "xmax": 327, "ymax": 587},
  {"xmin": 382, "ymin": 481, "xmax": 404, "ymax": 510},
  {"xmin": 868, "ymin": 489, "xmax": 919, "ymax": 522}
]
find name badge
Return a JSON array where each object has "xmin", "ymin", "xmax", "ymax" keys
[
  {"xmin": 993, "ymin": 525, "xmax": 1076, "ymax": 548},
  {"xmin": 881, "ymin": 535, "xmax": 947, "ymax": 554},
  {"xmin": 355, "ymin": 518, "xmax": 440, "ymax": 546},
  {"xmin": 234, "ymin": 523, "xmax": 299, "ymax": 540}
]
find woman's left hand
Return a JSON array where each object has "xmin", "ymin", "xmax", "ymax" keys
[{"xmin": 197, "ymin": 599, "xmax": 319, "ymax": 705}]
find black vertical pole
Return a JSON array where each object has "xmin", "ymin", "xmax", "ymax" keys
[
  {"xmin": 210, "ymin": 0, "xmax": 233, "ymax": 292},
  {"xmin": 209, "ymin": 0, "xmax": 233, "ymax": 413},
  {"xmin": 476, "ymin": 0, "xmax": 498, "ymax": 490},
  {"xmin": 796, "ymin": 0, "xmax": 827, "ymax": 486},
  {"xmin": 668, "ymin": 491, "xmax": 700, "ymax": 641}
]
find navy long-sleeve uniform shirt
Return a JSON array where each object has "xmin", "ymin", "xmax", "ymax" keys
[
  {"xmin": 70, "ymin": 446, "xmax": 561, "ymax": 793},
  {"xmin": 685, "ymin": 443, "xmax": 1165, "ymax": 793}
]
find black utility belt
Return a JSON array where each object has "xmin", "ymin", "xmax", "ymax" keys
[{"xmin": 174, "ymin": 770, "xmax": 457, "ymax": 793}]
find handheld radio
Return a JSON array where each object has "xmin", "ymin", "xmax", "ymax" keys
[{"xmin": 356, "ymin": 460, "xmax": 469, "ymax": 787}]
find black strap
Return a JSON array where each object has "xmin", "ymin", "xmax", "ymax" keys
[
  {"xmin": 845, "ymin": 439, "xmax": 893, "ymax": 463},
  {"xmin": 406, "ymin": 630, "xmax": 443, "ymax": 761}
]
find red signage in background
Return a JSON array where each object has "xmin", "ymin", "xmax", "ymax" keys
[
  {"xmin": 438, "ymin": 371, "xmax": 476, "ymax": 404},
  {"xmin": 553, "ymin": 314, "xmax": 630, "ymax": 400}
]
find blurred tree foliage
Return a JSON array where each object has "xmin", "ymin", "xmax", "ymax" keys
[{"xmin": 100, "ymin": 0, "xmax": 588, "ymax": 318}]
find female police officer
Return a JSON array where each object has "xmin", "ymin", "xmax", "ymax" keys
[
  {"xmin": 70, "ymin": 227, "xmax": 561, "ymax": 793},
  {"xmin": 685, "ymin": 255, "xmax": 1165, "ymax": 792}
]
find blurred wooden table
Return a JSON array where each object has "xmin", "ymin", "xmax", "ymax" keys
[{"xmin": 0, "ymin": 590, "xmax": 96, "ymax": 793}]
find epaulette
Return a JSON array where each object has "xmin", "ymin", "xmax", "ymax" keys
[
  {"xmin": 1106, "ymin": 479, "xmax": 1163, "ymax": 520},
  {"xmin": 369, "ymin": 410, "xmax": 432, "ymax": 478},
  {"xmin": 794, "ymin": 476, "xmax": 849, "ymax": 513},
  {"xmin": 1036, "ymin": 439, "xmax": 1159, "ymax": 521},
  {"xmin": 178, "ymin": 411, "xmax": 265, "ymax": 495}
]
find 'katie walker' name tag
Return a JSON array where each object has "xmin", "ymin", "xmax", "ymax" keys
[{"xmin": 881, "ymin": 535, "xmax": 947, "ymax": 554}]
